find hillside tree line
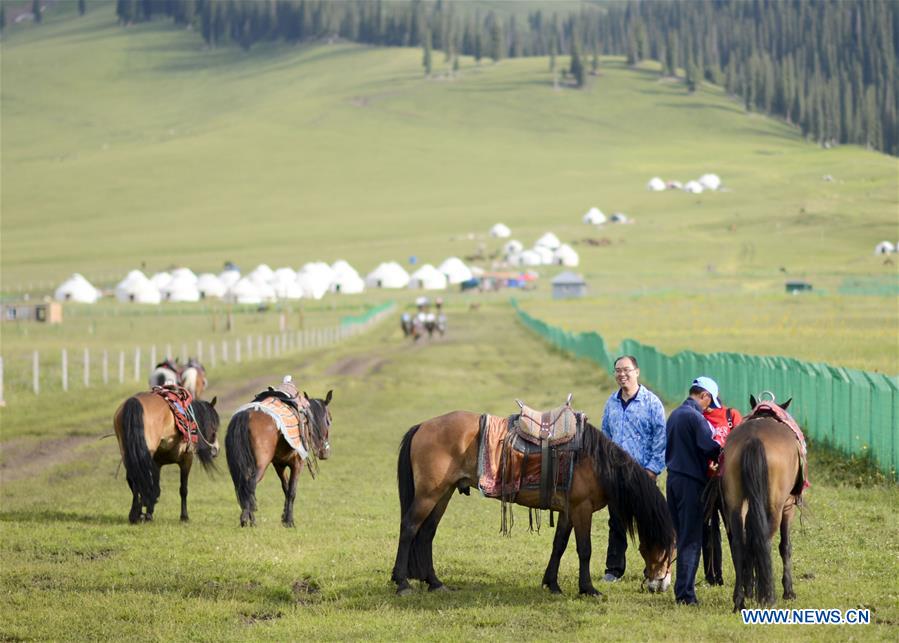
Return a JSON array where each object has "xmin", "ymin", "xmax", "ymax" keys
[{"xmin": 103, "ymin": 0, "xmax": 899, "ymax": 155}]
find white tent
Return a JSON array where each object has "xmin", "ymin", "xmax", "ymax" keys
[
  {"xmin": 535, "ymin": 232, "xmax": 561, "ymax": 250},
  {"xmin": 226, "ymin": 278, "xmax": 263, "ymax": 305},
  {"xmin": 115, "ymin": 270, "xmax": 149, "ymax": 301},
  {"xmin": 582, "ymin": 207, "xmax": 606, "ymax": 225},
  {"xmin": 54, "ymin": 273, "xmax": 100, "ymax": 304},
  {"xmin": 331, "ymin": 272, "xmax": 366, "ymax": 294},
  {"xmin": 170, "ymin": 267, "xmax": 198, "ymax": 284},
  {"xmin": 150, "ymin": 271, "xmax": 173, "ymax": 290},
  {"xmin": 272, "ymin": 267, "xmax": 297, "ymax": 283},
  {"xmin": 409, "ymin": 264, "xmax": 448, "ymax": 290},
  {"xmin": 130, "ymin": 280, "xmax": 162, "ymax": 304},
  {"xmin": 249, "ymin": 264, "xmax": 274, "ymax": 284},
  {"xmin": 331, "ymin": 260, "xmax": 360, "ymax": 279},
  {"xmin": 296, "ymin": 270, "xmax": 329, "ymax": 300},
  {"xmin": 503, "ymin": 240, "xmax": 524, "ymax": 256},
  {"xmin": 553, "ymin": 244, "xmax": 580, "ymax": 267},
  {"xmin": 683, "ymin": 180, "xmax": 704, "ymax": 194},
  {"xmin": 699, "ymin": 173, "xmax": 722, "ymax": 191},
  {"xmin": 874, "ymin": 241, "xmax": 896, "ymax": 255},
  {"xmin": 196, "ymin": 273, "xmax": 226, "ymax": 299},
  {"xmin": 365, "ymin": 262, "xmax": 410, "ymax": 289},
  {"xmin": 301, "ymin": 262, "xmax": 337, "ymax": 289},
  {"xmin": 647, "ymin": 177, "xmax": 666, "ymax": 192},
  {"xmin": 489, "ymin": 223, "xmax": 511, "ymax": 238},
  {"xmin": 517, "ymin": 250, "xmax": 543, "ymax": 267},
  {"xmin": 161, "ymin": 274, "xmax": 200, "ymax": 302},
  {"xmin": 533, "ymin": 245, "xmax": 555, "ymax": 265},
  {"xmin": 438, "ymin": 257, "xmax": 473, "ymax": 284},
  {"xmin": 218, "ymin": 269, "xmax": 241, "ymax": 289}
]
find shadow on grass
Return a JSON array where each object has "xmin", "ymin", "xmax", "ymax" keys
[{"xmin": 0, "ymin": 509, "xmax": 122, "ymax": 526}]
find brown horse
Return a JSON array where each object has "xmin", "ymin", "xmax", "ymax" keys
[
  {"xmin": 721, "ymin": 395, "xmax": 804, "ymax": 612},
  {"xmin": 391, "ymin": 411, "xmax": 675, "ymax": 596},
  {"xmin": 113, "ymin": 391, "xmax": 220, "ymax": 523},
  {"xmin": 180, "ymin": 358, "xmax": 207, "ymax": 398},
  {"xmin": 225, "ymin": 391, "xmax": 332, "ymax": 527}
]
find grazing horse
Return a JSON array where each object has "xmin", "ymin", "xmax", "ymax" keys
[
  {"xmin": 113, "ymin": 390, "xmax": 220, "ymax": 523},
  {"xmin": 149, "ymin": 359, "xmax": 180, "ymax": 388},
  {"xmin": 721, "ymin": 395, "xmax": 805, "ymax": 612},
  {"xmin": 225, "ymin": 390, "xmax": 333, "ymax": 527},
  {"xmin": 391, "ymin": 411, "xmax": 675, "ymax": 596},
  {"xmin": 180, "ymin": 358, "xmax": 207, "ymax": 398}
]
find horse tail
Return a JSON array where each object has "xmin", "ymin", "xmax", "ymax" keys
[
  {"xmin": 397, "ymin": 424, "xmax": 420, "ymax": 521},
  {"xmin": 741, "ymin": 436, "xmax": 774, "ymax": 603},
  {"xmin": 120, "ymin": 397, "xmax": 159, "ymax": 508},
  {"xmin": 225, "ymin": 410, "xmax": 257, "ymax": 512},
  {"xmin": 394, "ymin": 424, "xmax": 431, "ymax": 583}
]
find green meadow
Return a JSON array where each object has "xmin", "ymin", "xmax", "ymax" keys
[{"xmin": 1, "ymin": 5, "xmax": 898, "ymax": 640}]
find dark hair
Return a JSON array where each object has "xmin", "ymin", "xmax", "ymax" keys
[
  {"xmin": 689, "ymin": 385, "xmax": 707, "ymax": 397},
  {"xmin": 614, "ymin": 355, "xmax": 639, "ymax": 369}
]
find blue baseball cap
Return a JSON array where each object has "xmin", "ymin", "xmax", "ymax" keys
[{"xmin": 693, "ymin": 376, "xmax": 722, "ymax": 408}]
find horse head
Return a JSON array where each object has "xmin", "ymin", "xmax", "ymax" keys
[
  {"xmin": 640, "ymin": 540, "xmax": 674, "ymax": 593},
  {"xmin": 192, "ymin": 396, "xmax": 220, "ymax": 469},
  {"xmin": 304, "ymin": 390, "xmax": 333, "ymax": 460}
]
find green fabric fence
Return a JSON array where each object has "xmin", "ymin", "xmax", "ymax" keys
[
  {"xmin": 340, "ymin": 301, "xmax": 395, "ymax": 327},
  {"xmin": 511, "ymin": 300, "xmax": 897, "ymax": 479}
]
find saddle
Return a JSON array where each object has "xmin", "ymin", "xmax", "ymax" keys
[
  {"xmin": 748, "ymin": 401, "xmax": 810, "ymax": 494},
  {"xmin": 152, "ymin": 385, "xmax": 198, "ymax": 446},
  {"xmin": 478, "ymin": 396, "xmax": 587, "ymax": 534}
]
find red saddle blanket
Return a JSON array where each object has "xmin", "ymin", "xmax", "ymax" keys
[
  {"xmin": 152, "ymin": 385, "xmax": 198, "ymax": 445},
  {"xmin": 477, "ymin": 414, "xmax": 576, "ymax": 500},
  {"xmin": 747, "ymin": 402, "xmax": 810, "ymax": 493}
]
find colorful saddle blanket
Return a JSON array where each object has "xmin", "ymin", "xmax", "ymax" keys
[
  {"xmin": 152, "ymin": 385, "xmax": 198, "ymax": 445},
  {"xmin": 235, "ymin": 396, "xmax": 309, "ymax": 461},
  {"xmin": 748, "ymin": 401, "xmax": 810, "ymax": 493}
]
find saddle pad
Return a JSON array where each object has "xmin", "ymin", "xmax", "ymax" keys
[
  {"xmin": 748, "ymin": 402, "xmax": 810, "ymax": 492},
  {"xmin": 477, "ymin": 414, "xmax": 576, "ymax": 499},
  {"xmin": 516, "ymin": 401, "xmax": 580, "ymax": 446},
  {"xmin": 152, "ymin": 385, "xmax": 197, "ymax": 444},
  {"xmin": 235, "ymin": 398, "xmax": 308, "ymax": 460}
]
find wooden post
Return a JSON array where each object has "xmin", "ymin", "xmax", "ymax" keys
[
  {"xmin": 119, "ymin": 350, "xmax": 125, "ymax": 384},
  {"xmin": 279, "ymin": 313, "xmax": 286, "ymax": 332},
  {"xmin": 33, "ymin": 351, "xmax": 40, "ymax": 395},
  {"xmin": 103, "ymin": 350, "xmax": 109, "ymax": 385},
  {"xmin": 257, "ymin": 335, "xmax": 263, "ymax": 358},
  {"xmin": 83, "ymin": 348, "xmax": 90, "ymax": 387},
  {"xmin": 62, "ymin": 349, "xmax": 68, "ymax": 392},
  {"xmin": 134, "ymin": 347, "xmax": 141, "ymax": 382},
  {"xmin": 210, "ymin": 342, "xmax": 217, "ymax": 368},
  {"xmin": 196, "ymin": 340, "xmax": 203, "ymax": 362},
  {"xmin": 266, "ymin": 335, "xmax": 272, "ymax": 358}
]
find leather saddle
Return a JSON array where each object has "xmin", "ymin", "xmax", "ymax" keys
[{"xmin": 513, "ymin": 394, "xmax": 581, "ymax": 446}]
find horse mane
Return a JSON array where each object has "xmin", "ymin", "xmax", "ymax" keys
[
  {"xmin": 306, "ymin": 397, "xmax": 329, "ymax": 444},
  {"xmin": 190, "ymin": 399, "xmax": 220, "ymax": 470},
  {"xmin": 581, "ymin": 421, "xmax": 675, "ymax": 558}
]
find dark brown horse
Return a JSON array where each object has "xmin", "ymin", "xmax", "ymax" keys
[
  {"xmin": 225, "ymin": 391, "xmax": 332, "ymax": 527},
  {"xmin": 721, "ymin": 395, "xmax": 804, "ymax": 612},
  {"xmin": 113, "ymin": 391, "xmax": 220, "ymax": 523},
  {"xmin": 391, "ymin": 411, "xmax": 675, "ymax": 596}
]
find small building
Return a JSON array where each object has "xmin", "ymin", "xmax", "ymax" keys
[
  {"xmin": 552, "ymin": 272, "xmax": 587, "ymax": 300},
  {"xmin": 785, "ymin": 280, "xmax": 813, "ymax": 294},
  {"xmin": 2, "ymin": 301, "xmax": 63, "ymax": 324}
]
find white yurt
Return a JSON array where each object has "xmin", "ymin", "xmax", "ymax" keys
[
  {"xmin": 582, "ymin": 207, "xmax": 606, "ymax": 225},
  {"xmin": 161, "ymin": 274, "xmax": 201, "ymax": 302},
  {"xmin": 296, "ymin": 270, "xmax": 329, "ymax": 300},
  {"xmin": 170, "ymin": 267, "xmax": 198, "ymax": 284},
  {"xmin": 196, "ymin": 273, "xmax": 226, "ymax": 299},
  {"xmin": 301, "ymin": 262, "xmax": 337, "ymax": 289},
  {"xmin": 438, "ymin": 257, "xmax": 473, "ymax": 284},
  {"xmin": 667, "ymin": 180, "xmax": 683, "ymax": 190},
  {"xmin": 409, "ymin": 264, "xmax": 448, "ymax": 290},
  {"xmin": 699, "ymin": 173, "xmax": 722, "ymax": 191},
  {"xmin": 271, "ymin": 272, "xmax": 303, "ymax": 299},
  {"xmin": 503, "ymin": 239, "xmax": 524, "ymax": 256},
  {"xmin": 226, "ymin": 278, "xmax": 263, "ymax": 305},
  {"xmin": 272, "ymin": 267, "xmax": 297, "ymax": 283},
  {"xmin": 115, "ymin": 270, "xmax": 149, "ymax": 301},
  {"xmin": 517, "ymin": 249, "xmax": 543, "ymax": 267},
  {"xmin": 54, "ymin": 273, "xmax": 101, "ymax": 304},
  {"xmin": 647, "ymin": 177, "xmax": 666, "ymax": 192},
  {"xmin": 874, "ymin": 240, "xmax": 896, "ymax": 255},
  {"xmin": 218, "ymin": 268, "xmax": 241, "ymax": 289},
  {"xmin": 130, "ymin": 280, "xmax": 162, "ymax": 304},
  {"xmin": 331, "ymin": 260, "xmax": 360, "ymax": 279},
  {"xmin": 490, "ymin": 223, "xmax": 512, "ymax": 238},
  {"xmin": 533, "ymin": 245, "xmax": 555, "ymax": 265},
  {"xmin": 249, "ymin": 264, "xmax": 275, "ymax": 284},
  {"xmin": 684, "ymin": 180, "xmax": 704, "ymax": 194},
  {"xmin": 535, "ymin": 232, "xmax": 562, "ymax": 250},
  {"xmin": 150, "ymin": 271, "xmax": 173, "ymax": 290},
  {"xmin": 331, "ymin": 272, "xmax": 366, "ymax": 294},
  {"xmin": 365, "ymin": 262, "xmax": 410, "ymax": 289},
  {"xmin": 553, "ymin": 244, "xmax": 580, "ymax": 267}
]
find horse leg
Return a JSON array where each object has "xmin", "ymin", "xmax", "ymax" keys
[
  {"xmin": 392, "ymin": 489, "xmax": 448, "ymax": 596},
  {"xmin": 417, "ymin": 489, "xmax": 454, "ymax": 591},
  {"xmin": 127, "ymin": 475, "xmax": 142, "ymax": 524},
  {"xmin": 274, "ymin": 462, "xmax": 289, "ymax": 524},
  {"xmin": 729, "ymin": 508, "xmax": 746, "ymax": 612},
  {"xmin": 281, "ymin": 461, "xmax": 301, "ymax": 528},
  {"xmin": 144, "ymin": 462, "xmax": 161, "ymax": 522},
  {"xmin": 572, "ymin": 504, "xmax": 599, "ymax": 596},
  {"xmin": 780, "ymin": 504, "xmax": 796, "ymax": 600},
  {"xmin": 541, "ymin": 511, "xmax": 574, "ymax": 594},
  {"xmin": 179, "ymin": 458, "xmax": 192, "ymax": 522}
]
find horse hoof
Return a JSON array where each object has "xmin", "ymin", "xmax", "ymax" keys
[
  {"xmin": 783, "ymin": 591, "xmax": 796, "ymax": 600},
  {"xmin": 282, "ymin": 521, "xmax": 295, "ymax": 528},
  {"xmin": 579, "ymin": 588, "xmax": 602, "ymax": 598},
  {"xmin": 543, "ymin": 584, "xmax": 563, "ymax": 595},
  {"xmin": 180, "ymin": 516, "xmax": 190, "ymax": 523}
]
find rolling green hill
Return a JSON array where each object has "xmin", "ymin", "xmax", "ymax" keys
[{"xmin": 2, "ymin": 8, "xmax": 896, "ymax": 290}]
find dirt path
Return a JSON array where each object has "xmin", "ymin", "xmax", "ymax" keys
[{"xmin": 0, "ymin": 435, "xmax": 96, "ymax": 484}]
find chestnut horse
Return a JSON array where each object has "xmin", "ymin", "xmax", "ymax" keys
[
  {"xmin": 225, "ymin": 391, "xmax": 333, "ymax": 527},
  {"xmin": 391, "ymin": 411, "xmax": 675, "ymax": 596},
  {"xmin": 113, "ymin": 391, "xmax": 220, "ymax": 523},
  {"xmin": 180, "ymin": 358, "xmax": 207, "ymax": 398},
  {"xmin": 722, "ymin": 395, "xmax": 804, "ymax": 612}
]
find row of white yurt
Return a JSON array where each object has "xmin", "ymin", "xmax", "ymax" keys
[
  {"xmin": 438, "ymin": 257, "xmax": 473, "ymax": 284},
  {"xmin": 409, "ymin": 264, "xmax": 448, "ymax": 290},
  {"xmin": 648, "ymin": 174, "xmax": 722, "ymax": 193},
  {"xmin": 489, "ymin": 222, "xmax": 511, "ymax": 238},
  {"xmin": 365, "ymin": 262, "xmax": 410, "ymax": 289},
  {"xmin": 54, "ymin": 273, "xmax": 101, "ymax": 303},
  {"xmin": 582, "ymin": 207, "xmax": 607, "ymax": 225}
]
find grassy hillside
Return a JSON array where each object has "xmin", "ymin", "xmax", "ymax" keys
[{"xmin": 2, "ymin": 8, "xmax": 896, "ymax": 291}]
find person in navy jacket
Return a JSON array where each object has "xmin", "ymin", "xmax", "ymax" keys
[{"xmin": 665, "ymin": 376, "xmax": 723, "ymax": 605}]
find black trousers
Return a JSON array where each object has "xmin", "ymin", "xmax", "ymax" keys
[
  {"xmin": 667, "ymin": 473, "xmax": 705, "ymax": 604},
  {"xmin": 604, "ymin": 510, "xmax": 629, "ymax": 578},
  {"xmin": 702, "ymin": 509, "xmax": 723, "ymax": 584}
]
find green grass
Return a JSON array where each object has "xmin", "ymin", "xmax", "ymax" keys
[{"xmin": 1, "ymin": 304, "xmax": 896, "ymax": 640}]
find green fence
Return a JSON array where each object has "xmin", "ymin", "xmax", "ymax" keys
[
  {"xmin": 340, "ymin": 301, "xmax": 395, "ymax": 327},
  {"xmin": 512, "ymin": 300, "xmax": 898, "ymax": 479}
]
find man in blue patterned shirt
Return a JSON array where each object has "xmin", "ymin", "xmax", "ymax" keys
[{"xmin": 600, "ymin": 355, "xmax": 667, "ymax": 583}]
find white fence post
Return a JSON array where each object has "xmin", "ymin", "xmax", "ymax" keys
[
  {"xmin": 257, "ymin": 335, "xmax": 263, "ymax": 358},
  {"xmin": 150, "ymin": 345, "xmax": 157, "ymax": 371},
  {"xmin": 103, "ymin": 350, "xmax": 109, "ymax": 385},
  {"xmin": 165, "ymin": 343, "xmax": 172, "ymax": 360},
  {"xmin": 266, "ymin": 335, "xmax": 272, "ymax": 358},
  {"xmin": 246, "ymin": 335, "xmax": 252, "ymax": 361},
  {"xmin": 134, "ymin": 347, "xmax": 141, "ymax": 382},
  {"xmin": 62, "ymin": 349, "xmax": 68, "ymax": 392},
  {"xmin": 33, "ymin": 351, "xmax": 40, "ymax": 395},
  {"xmin": 235, "ymin": 338, "xmax": 241, "ymax": 364},
  {"xmin": 222, "ymin": 340, "xmax": 228, "ymax": 363},
  {"xmin": 196, "ymin": 340, "xmax": 203, "ymax": 362},
  {"xmin": 119, "ymin": 350, "xmax": 125, "ymax": 384},
  {"xmin": 210, "ymin": 342, "xmax": 217, "ymax": 368},
  {"xmin": 83, "ymin": 348, "xmax": 90, "ymax": 387}
]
